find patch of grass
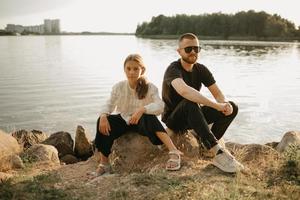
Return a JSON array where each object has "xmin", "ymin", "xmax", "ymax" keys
[
  {"xmin": 131, "ymin": 172, "xmax": 186, "ymax": 190},
  {"xmin": 108, "ymin": 189, "xmax": 129, "ymax": 200},
  {"xmin": 281, "ymin": 144, "xmax": 300, "ymax": 184},
  {"xmin": 267, "ymin": 144, "xmax": 300, "ymax": 186},
  {"xmin": 0, "ymin": 173, "xmax": 73, "ymax": 200},
  {"xmin": 20, "ymin": 152, "xmax": 38, "ymax": 164}
]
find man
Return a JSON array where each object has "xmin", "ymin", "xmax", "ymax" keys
[{"xmin": 162, "ymin": 33, "xmax": 244, "ymax": 173}]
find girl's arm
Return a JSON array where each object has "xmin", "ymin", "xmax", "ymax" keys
[
  {"xmin": 98, "ymin": 84, "xmax": 119, "ymax": 134},
  {"xmin": 143, "ymin": 84, "xmax": 164, "ymax": 115},
  {"xmin": 99, "ymin": 84, "xmax": 118, "ymax": 115}
]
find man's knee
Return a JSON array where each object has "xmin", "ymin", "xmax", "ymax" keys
[
  {"xmin": 181, "ymin": 99, "xmax": 199, "ymax": 110},
  {"xmin": 229, "ymin": 101, "xmax": 238, "ymax": 117}
]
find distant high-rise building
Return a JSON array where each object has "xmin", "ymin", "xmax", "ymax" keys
[
  {"xmin": 5, "ymin": 19, "xmax": 60, "ymax": 34},
  {"xmin": 44, "ymin": 19, "xmax": 60, "ymax": 34},
  {"xmin": 51, "ymin": 19, "xmax": 60, "ymax": 33},
  {"xmin": 44, "ymin": 19, "xmax": 52, "ymax": 33},
  {"xmin": 5, "ymin": 24, "xmax": 24, "ymax": 33}
]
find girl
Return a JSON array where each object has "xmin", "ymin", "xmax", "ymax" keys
[{"xmin": 92, "ymin": 54, "xmax": 182, "ymax": 176}]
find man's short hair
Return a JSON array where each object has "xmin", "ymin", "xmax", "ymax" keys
[{"xmin": 178, "ymin": 33, "xmax": 198, "ymax": 42}]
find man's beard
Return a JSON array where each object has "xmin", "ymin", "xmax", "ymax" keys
[{"xmin": 182, "ymin": 54, "xmax": 197, "ymax": 64}]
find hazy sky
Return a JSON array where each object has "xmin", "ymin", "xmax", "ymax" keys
[{"xmin": 1, "ymin": 0, "xmax": 299, "ymax": 32}]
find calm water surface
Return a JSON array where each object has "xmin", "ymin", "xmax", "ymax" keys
[{"xmin": 0, "ymin": 35, "xmax": 299, "ymax": 144}]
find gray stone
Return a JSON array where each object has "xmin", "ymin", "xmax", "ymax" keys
[
  {"xmin": 25, "ymin": 144, "xmax": 60, "ymax": 164},
  {"xmin": 42, "ymin": 131, "xmax": 74, "ymax": 158},
  {"xmin": 61, "ymin": 154, "xmax": 79, "ymax": 164},
  {"xmin": 74, "ymin": 125, "xmax": 93, "ymax": 160},
  {"xmin": 276, "ymin": 131, "xmax": 300, "ymax": 153},
  {"xmin": 0, "ymin": 130, "xmax": 22, "ymax": 172},
  {"xmin": 11, "ymin": 129, "xmax": 48, "ymax": 150}
]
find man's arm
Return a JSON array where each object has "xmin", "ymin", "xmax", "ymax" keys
[
  {"xmin": 207, "ymin": 83, "xmax": 226, "ymax": 103},
  {"xmin": 171, "ymin": 78, "xmax": 226, "ymax": 111},
  {"xmin": 208, "ymin": 83, "xmax": 233, "ymax": 116}
]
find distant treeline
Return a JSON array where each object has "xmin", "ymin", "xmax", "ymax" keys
[{"xmin": 136, "ymin": 10, "xmax": 300, "ymax": 39}]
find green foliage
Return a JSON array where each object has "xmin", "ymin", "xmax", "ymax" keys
[
  {"xmin": 20, "ymin": 152, "xmax": 38, "ymax": 164},
  {"xmin": 136, "ymin": 10, "xmax": 299, "ymax": 39},
  {"xmin": 0, "ymin": 174, "xmax": 73, "ymax": 200},
  {"xmin": 281, "ymin": 144, "xmax": 300, "ymax": 184}
]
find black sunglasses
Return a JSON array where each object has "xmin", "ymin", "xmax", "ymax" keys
[{"xmin": 182, "ymin": 46, "xmax": 201, "ymax": 53}]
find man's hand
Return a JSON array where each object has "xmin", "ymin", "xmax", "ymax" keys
[
  {"xmin": 99, "ymin": 114, "xmax": 111, "ymax": 135},
  {"xmin": 129, "ymin": 107, "xmax": 146, "ymax": 125},
  {"xmin": 216, "ymin": 102, "xmax": 227, "ymax": 113},
  {"xmin": 222, "ymin": 102, "xmax": 233, "ymax": 116}
]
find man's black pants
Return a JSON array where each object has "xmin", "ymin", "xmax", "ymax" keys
[{"xmin": 165, "ymin": 99, "xmax": 238, "ymax": 150}]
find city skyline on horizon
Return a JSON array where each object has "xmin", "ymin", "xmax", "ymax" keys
[{"xmin": 1, "ymin": 0, "xmax": 300, "ymax": 33}]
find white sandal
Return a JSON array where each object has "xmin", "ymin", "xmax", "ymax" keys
[
  {"xmin": 87, "ymin": 163, "xmax": 112, "ymax": 178},
  {"xmin": 166, "ymin": 150, "xmax": 182, "ymax": 171}
]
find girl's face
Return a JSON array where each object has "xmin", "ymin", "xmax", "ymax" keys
[{"xmin": 124, "ymin": 60, "xmax": 144, "ymax": 82}]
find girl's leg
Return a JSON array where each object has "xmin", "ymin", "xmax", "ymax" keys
[
  {"xmin": 99, "ymin": 151, "xmax": 109, "ymax": 165},
  {"xmin": 156, "ymin": 131, "xmax": 182, "ymax": 170},
  {"xmin": 94, "ymin": 114, "xmax": 127, "ymax": 171},
  {"xmin": 137, "ymin": 114, "xmax": 182, "ymax": 170},
  {"xmin": 155, "ymin": 131, "xmax": 177, "ymax": 152}
]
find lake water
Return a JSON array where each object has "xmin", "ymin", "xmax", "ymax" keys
[{"xmin": 0, "ymin": 35, "xmax": 299, "ymax": 144}]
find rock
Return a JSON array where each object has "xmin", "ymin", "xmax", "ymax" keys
[
  {"xmin": 276, "ymin": 131, "xmax": 300, "ymax": 153},
  {"xmin": 42, "ymin": 131, "xmax": 74, "ymax": 158},
  {"xmin": 167, "ymin": 129, "xmax": 201, "ymax": 158},
  {"xmin": 226, "ymin": 142, "xmax": 279, "ymax": 162},
  {"xmin": 0, "ymin": 130, "xmax": 22, "ymax": 172},
  {"xmin": 61, "ymin": 154, "xmax": 79, "ymax": 164},
  {"xmin": 110, "ymin": 132, "xmax": 161, "ymax": 172},
  {"xmin": 74, "ymin": 125, "xmax": 93, "ymax": 160},
  {"xmin": 265, "ymin": 141, "xmax": 279, "ymax": 149},
  {"xmin": 25, "ymin": 144, "xmax": 60, "ymax": 164},
  {"xmin": 11, "ymin": 129, "xmax": 48, "ymax": 150},
  {"xmin": 0, "ymin": 155, "xmax": 24, "ymax": 172},
  {"xmin": 0, "ymin": 172, "xmax": 13, "ymax": 182},
  {"xmin": 10, "ymin": 155, "xmax": 24, "ymax": 169},
  {"xmin": 108, "ymin": 129, "xmax": 206, "ymax": 173}
]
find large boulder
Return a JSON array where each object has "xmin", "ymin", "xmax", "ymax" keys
[
  {"xmin": 276, "ymin": 131, "xmax": 300, "ymax": 153},
  {"xmin": 74, "ymin": 125, "xmax": 93, "ymax": 160},
  {"xmin": 108, "ymin": 129, "xmax": 205, "ymax": 173},
  {"xmin": 11, "ymin": 129, "xmax": 48, "ymax": 150},
  {"xmin": 42, "ymin": 131, "xmax": 74, "ymax": 158},
  {"xmin": 167, "ymin": 129, "xmax": 201, "ymax": 158},
  {"xmin": 0, "ymin": 130, "xmax": 23, "ymax": 172},
  {"xmin": 25, "ymin": 144, "xmax": 60, "ymax": 164},
  {"xmin": 110, "ymin": 132, "xmax": 162, "ymax": 172}
]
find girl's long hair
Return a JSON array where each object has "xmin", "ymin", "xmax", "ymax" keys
[{"xmin": 124, "ymin": 54, "xmax": 148, "ymax": 99}]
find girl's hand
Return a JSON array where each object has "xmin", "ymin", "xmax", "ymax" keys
[
  {"xmin": 129, "ymin": 107, "xmax": 146, "ymax": 125},
  {"xmin": 99, "ymin": 114, "xmax": 111, "ymax": 135}
]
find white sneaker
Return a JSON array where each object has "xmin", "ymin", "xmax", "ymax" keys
[{"xmin": 212, "ymin": 149, "xmax": 244, "ymax": 173}]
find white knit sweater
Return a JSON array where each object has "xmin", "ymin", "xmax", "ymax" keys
[{"xmin": 99, "ymin": 80, "xmax": 164, "ymax": 124}]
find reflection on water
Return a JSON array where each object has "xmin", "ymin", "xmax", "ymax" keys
[{"xmin": 0, "ymin": 36, "xmax": 299, "ymax": 144}]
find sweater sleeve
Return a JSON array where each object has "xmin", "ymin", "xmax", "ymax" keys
[
  {"xmin": 144, "ymin": 84, "xmax": 164, "ymax": 115},
  {"xmin": 99, "ymin": 84, "xmax": 118, "ymax": 115}
]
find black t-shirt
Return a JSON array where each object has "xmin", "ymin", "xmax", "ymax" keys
[{"xmin": 161, "ymin": 59, "xmax": 216, "ymax": 122}]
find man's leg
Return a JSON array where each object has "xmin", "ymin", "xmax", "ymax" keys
[
  {"xmin": 166, "ymin": 99, "xmax": 218, "ymax": 150},
  {"xmin": 202, "ymin": 101, "xmax": 238, "ymax": 140},
  {"xmin": 166, "ymin": 100, "xmax": 244, "ymax": 173}
]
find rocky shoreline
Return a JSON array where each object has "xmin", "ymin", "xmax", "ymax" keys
[{"xmin": 0, "ymin": 128, "xmax": 299, "ymax": 199}]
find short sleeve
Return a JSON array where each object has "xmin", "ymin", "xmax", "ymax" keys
[
  {"xmin": 199, "ymin": 65, "xmax": 216, "ymax": 87},
  {"xmin": 164, "ymin": 63, "xmax": 182, "ymax": 86}
]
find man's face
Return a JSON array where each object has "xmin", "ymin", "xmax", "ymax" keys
[{"xmin": 177, "ymin": 38, "xmax": 200, "ymax": 64}]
